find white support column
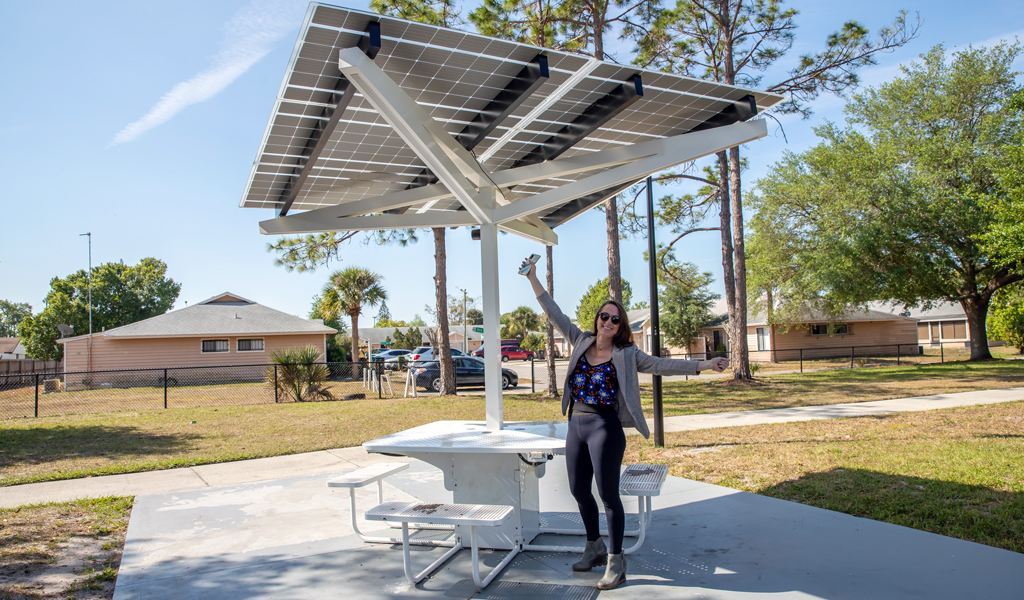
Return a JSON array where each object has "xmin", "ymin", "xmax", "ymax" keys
[{"xmin": 479, "ymin": 222, "xmax": 503, "ymax": 431}]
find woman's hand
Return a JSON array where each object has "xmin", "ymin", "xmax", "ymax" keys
[
  {"xmin": 522, "ymin": 257, "xmax": 546, "ymax": 297},
  {"xmin": 711, "ymin": 356, "xmax": 729, "ymax": 372}
]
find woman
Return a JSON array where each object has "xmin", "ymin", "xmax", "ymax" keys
[{"xmin": 523, "ymin": 259, "xmax": 728, "ymax": 590}]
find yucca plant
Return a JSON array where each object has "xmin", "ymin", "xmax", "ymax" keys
[{"xmin": 267, "ymin": 346, "xmax": 334, "ymax": 402}]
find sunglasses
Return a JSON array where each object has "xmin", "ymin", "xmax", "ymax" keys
[{"xmin": 598, "ymin": 312, "xmax": 621, "ymax": 325}]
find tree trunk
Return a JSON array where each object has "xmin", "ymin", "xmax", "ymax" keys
[
  {"xmin": 716, "ymin": 151, "xmax": 737, "ymax": 368},
  {"xmin": 545, "ymin": 245, "xmax": 558, "ymax": 398},
  {"xmin": 962, "ymin": 295, "xmax": 994, "ymax": 361},
  {"xmin": 729, "ymin": 146, "xmax": 751, "ymax": 379},
  {"xmin": 767, "ymin": 288, "xmax": 777, "ymax": 363},
  {"xmin": 606, "ymin": 195, "xmax": 623, "ymax": 304},
  {"xmin": 350, "ymin": 313, "xmax": 360, "ymax": 380},
  {"xmin": 433, "ymin": 228, "xmax": 455, "ymax": 394}
]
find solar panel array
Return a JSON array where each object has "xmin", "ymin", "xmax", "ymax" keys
[{"xmin": 241, "ymin": 3, "xmax": 785, "ymax": 226}]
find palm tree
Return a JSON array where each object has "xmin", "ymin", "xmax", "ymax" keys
[
  {"xmin": 501, "ymin": 305, "xmax": 540, "ymax": 341},
  {"xmin": 318, "ymin": 267, "xmax": 387, "ymax": 378}
]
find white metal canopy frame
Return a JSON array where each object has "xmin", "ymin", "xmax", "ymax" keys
[{"xmin": 241, "ymin": 4, "xmax": 784, "ymax": 431}]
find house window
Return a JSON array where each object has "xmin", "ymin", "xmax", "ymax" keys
[
  {"xmin": 202, "ymin": 339, "xmax": 229, "ymax": 353},
  {"xmin": 917, "ymin": 323, "xmax": 929, "ymax": 341},
  {"xmin": 941, "ymin": 321, "xmax": 967, "ymax": 340},
  {"xmin": 756, "ymin": 327, "xmax": 769, "ymax": 351},
  {"xmin": 930, "ymin": 322, "xmax": 940, "ymax": 342},
  {"xmin": 237, "ymin": 338, "xmax": 264, "ymax": 352},
  {"xmin": 810, "ymin": 324, "xmax": 849, "ymax": 336}
]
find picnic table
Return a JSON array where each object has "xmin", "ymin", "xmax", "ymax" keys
[{"xmin": 363, "ymin": 420, "xmax": 567, "ymax": 550}]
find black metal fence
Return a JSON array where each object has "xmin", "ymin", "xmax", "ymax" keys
[
  {"xmin": 0, "ymin": 343, "xmax": 992, "ymax": 419},
  {"xmin": 0, "ymin": 361, "xmax": 401, "ymax": 420}
]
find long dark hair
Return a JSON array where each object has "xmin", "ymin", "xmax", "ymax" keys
[{"xmin": 592, "ymin": 300, "xmax": 634, "ymax": 348}]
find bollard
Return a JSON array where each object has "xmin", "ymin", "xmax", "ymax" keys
[
  {"xmin": 34, "ymin": 373, "xmax": 39, "ymax": 418},
  {"xmin": 530, "ymin": 354, "xmax": 535, "ymax": 393},
  {"xmin": 164, "ymin": 368, "xmax": 168, "ymax": 409}
]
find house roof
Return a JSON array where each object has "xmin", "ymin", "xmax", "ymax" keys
[
  {"xmin": 869, "ymin": 301, "xmax": 966, "ymax": 322},
  {"xmin": 65, "ymin": 293, "xmax": 337, "ymax": 340},
  {"xmin": 747, "ymin": 307, "xmax": 916, "ymax": 327},
  {"xmin": 0, "ymin": 338, "xmax": 20, "ymax": 354}
]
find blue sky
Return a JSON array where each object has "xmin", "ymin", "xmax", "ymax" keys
[{"xmin": 2, "ymin": 1, "xmax": 1022, "ymax": 327}]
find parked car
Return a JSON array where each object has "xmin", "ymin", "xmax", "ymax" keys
[
  {"xmin": 412, "ymin": 356, "xmax": 518, "ymax": 391},
  {"xmin": 371, "ymin": 349, "xmax": 411, "ymax": 361},
  {"xmin": 473, "ymin": 345, "xmax": 535, "ymax": 362},
  {"xmin": 404, "ymin": 346, "xmax": 468, "ymax": 367},
  {"xmin": 372, "ymin": 349, "xmax": 412, "ymax": 369}
]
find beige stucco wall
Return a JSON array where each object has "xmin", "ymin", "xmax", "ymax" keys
[
  {"xmin": 748, "ymin": 319, "xmax": 918, "ymax": 361},
  {"xmin": 61, "ymin": 333, "xmax": 328, "ymax": 373}
]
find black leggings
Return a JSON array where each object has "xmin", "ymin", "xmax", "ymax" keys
[{"xmin": 565, "ymin": 410, "xmax": 627, "ymax": 554}]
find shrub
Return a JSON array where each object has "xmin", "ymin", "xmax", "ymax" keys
[{"xmin": 267, "ymin": 346, "xmax": 334, "ymax": 402}]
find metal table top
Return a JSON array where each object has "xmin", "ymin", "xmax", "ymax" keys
[{"xmin": 363, "ymin": 420, "xmax": 567, "ymax": 455}]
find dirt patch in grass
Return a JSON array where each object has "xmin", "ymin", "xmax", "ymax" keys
[
  {"xmin": 0, "ymin": 396, "xmax": 565, "ymax": 486},
  {"xmin": 625, "ymin": 400, "xmax": 1024, "ymax": 553},
  {"xmin": 0, "ymin": 497, "xmax": 132, "ymax": 599}
]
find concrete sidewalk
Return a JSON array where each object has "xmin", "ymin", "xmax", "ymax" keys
[{"xmin": 2, "ymin": 386, "xmax": 1022, "ymax": 509}]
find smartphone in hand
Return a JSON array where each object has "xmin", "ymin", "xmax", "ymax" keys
[{"xmin": 519, "ymin": 254, "xmax": 541, "ymax": 275}]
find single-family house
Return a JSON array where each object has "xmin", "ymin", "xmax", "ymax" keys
[
  {"xmin": 891, "ymin": 302, "xmax": 971, "ymax": 348},
  {"xmin": 630, "ymin": 300, "xmax": 918, "ymax": 361},
  {"xmin": 747, "ymin": 307, "xmax": 919, "ymax": 361},
  {"xmin": 58, "ymin": 292, "xmax": 336, "ymax": 372},
  {"xmin": 0, "ymin": 338, "xmax": 27, "ymax": 360}
]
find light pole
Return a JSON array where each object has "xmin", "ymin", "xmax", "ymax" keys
[
  {"xmin": 79, "ymin": 232, "xmax": 92, "ymax": 373},
  {"xmin": 460, "ymin": 288, "xmax": 468, "ymax": 353}
]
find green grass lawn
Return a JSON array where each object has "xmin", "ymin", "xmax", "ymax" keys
[
  {"xmin": 2, "ymin": 359, "xmax": 1022, "ymax": 487},
  {"xmin": 642, "ymin": 358, "xmax": 1024, "ymax": 416},
  {"xmin": 625, "ymin": 400, "xmax": 1024, "ymax": 553}
]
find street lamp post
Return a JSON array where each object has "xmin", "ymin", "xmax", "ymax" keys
[
  {"xmin": 79, "ymin": 232, "xmax": 92, "ymax": 373},
  {"xmin": 645, "ymin": 177, "xmax": 665, "ymax": 448}
]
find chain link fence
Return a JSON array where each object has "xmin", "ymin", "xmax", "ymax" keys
[{"xmin": 0, "ymin": 361, "xmax": 400, "ymax": 420}]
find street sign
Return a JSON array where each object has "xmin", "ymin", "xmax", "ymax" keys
[{"xmin": 473, "ymin": 327, "xmax": 484, "ymax": 333}]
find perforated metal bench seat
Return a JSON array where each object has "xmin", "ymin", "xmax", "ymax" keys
[
  {"xmin": 620, "ymin": 463, "xmax": 668, "ymax": 496},
  {"xmin": 366, "ymin": 501, "xmax": 518, "ymax": 590},
  {"xmin": 326, "ymin": 462, "xmax": 455, "ymax": 547}
]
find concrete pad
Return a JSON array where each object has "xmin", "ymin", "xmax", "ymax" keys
[{"xmin": 113, "ymin": 458, "xmax": 1024, "ymax": 600}]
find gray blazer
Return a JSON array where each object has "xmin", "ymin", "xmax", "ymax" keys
[{"xmin": 537, "ymin": 291, "xmax": 702, "ymax": 438}]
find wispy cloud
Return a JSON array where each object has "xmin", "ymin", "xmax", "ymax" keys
[{"xmin": 111, "ymin": 0, "xmax": 305, "ymax": 146}]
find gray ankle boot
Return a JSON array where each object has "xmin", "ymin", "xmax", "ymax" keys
[
  {"xmin": 572, "ymin": 538, "xmax": 608, "ymax": 571},
  {"xmin": 597, "ymin": 552, "xmax": 626, "ymax": 590}
]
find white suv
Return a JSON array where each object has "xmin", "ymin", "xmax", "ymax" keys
[{"xmin": 404, "ymin": 346, "xmax": 468, "ymax": 367}]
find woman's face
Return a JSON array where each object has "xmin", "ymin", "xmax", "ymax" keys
[{"xmin": 595, "ymin": 303, "xmax": 621, "ymax": 341}]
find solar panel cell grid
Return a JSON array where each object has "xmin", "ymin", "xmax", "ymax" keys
[{"xmin": 241, "ymin": 3, "xmax": 784, "ymax": 215}]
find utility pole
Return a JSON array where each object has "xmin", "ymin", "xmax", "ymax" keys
[
  {"xmin": 460, "ymin": 288, "xmax": 468, "ymax": 353},
  {"xmin": 79, "ymin": 232, "xmax": 92, "ymax": 374}
]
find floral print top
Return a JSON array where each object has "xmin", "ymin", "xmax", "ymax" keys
[{"xmin": 569, "ymin": 353, "xmax": 618, "ymax": 406}]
